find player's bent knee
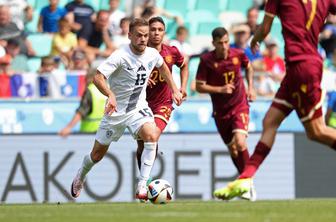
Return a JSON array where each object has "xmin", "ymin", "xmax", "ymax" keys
[
  {"xmin": 306, "ymin": 127, "xmax": 323, "ymax": 142},
  {"xmin": 236, "ymin": 141, "xmax": 247, "ymax": 151},
  {"xmin": 91, "ymin": 141, "xmax": 109, "ymax": 162}
]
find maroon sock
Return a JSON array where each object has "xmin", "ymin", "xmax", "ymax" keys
[
  {"xmin": 236, "ymin": 149, "xmax": 250, "ymax": 173},
  {"xmin": 230, "ymin": 155, "xmax": 240, "ymax": 173},
  {"xmin": 239, "ymin": 141, "xmax": 271, "ymax": 179},
  {"xmin": 332, "ymin": 141, "xmax": 336, "ymax": 151}
]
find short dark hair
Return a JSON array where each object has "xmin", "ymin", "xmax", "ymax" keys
[
  {"xmin": 149, "ymin": 16, "xmax": 165, "ymax": 27},
  {"xmin": 176, "ymin": 26, "xmax": 188, "ymax": 35},
  {"xmin": 129, "ymin": 18, "xmax": 149, "ymax": 33},
  {"xmin": 212, "ymin": 27, "xmax": 228, "ymax": 40}
]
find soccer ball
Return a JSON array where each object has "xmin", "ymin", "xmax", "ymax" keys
[{"xmin": 147, "ymin": 179, "xmax": 173, "ymax": 204}]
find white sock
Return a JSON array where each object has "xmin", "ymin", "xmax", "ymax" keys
[
  {"xmin": 78, "ymin": 155, "xmax": 95, "ymax": 182},
  {"xmin": 139, "ymin": 142, "xmax": 157, "ymax": 183}
]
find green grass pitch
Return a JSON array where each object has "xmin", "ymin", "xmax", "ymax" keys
[{"xmin": 1, "ymin": 199, "xmax": 336, "ymax": 222}]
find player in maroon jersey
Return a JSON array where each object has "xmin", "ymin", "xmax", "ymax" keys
[
  {"xmin": 195, "ymin": 27, "xmax": 256, "ymax": 199},
  {"xmin": 214, "ymin": 0, "xmax": 336, "ymax": 201},
  {"xmin": 136, "ymin": 17, "xmax": 188, "ymax": 171}
]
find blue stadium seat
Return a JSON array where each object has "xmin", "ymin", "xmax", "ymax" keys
[
  {"xmin": 25, "ymin": 10, "xmax": 39, "ymax": 33},
  {"xmin": 194, "ymin": 0, "xmax": 228, "ymax": 16},
  {"xmin": 197, "ymin": 21, "xmax": 222, "ymax": 35},
  {"xmin": 186, "ymin": 10, "xmax": 217, "ymax": 23},
  {"xmin": 164, "ymin": 0, "xmax": 189, "ymax": 15},
  {"xmin": 226, "ymin": 0, "xmax": 253, "ymax": 14},
  {"xmin": 27, "ymin": 0, "xmax": 36, "ymax": 7},
  {"xmin": 84, "ymin": 0, "xmax": 101, "ymax": 11},
  {"xmin": 27, "ymin": 57, "xmax": 41, "ymax": 73},
  {"xmin": 100, "ymin": 0, "xmax": 126, "ymax": 10},
  {"xmin": 27, "ymin": 34, "xmax": 53, "ymax": 57}
]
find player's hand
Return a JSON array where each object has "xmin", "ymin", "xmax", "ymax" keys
[
  {"xmin": 247, "ymin": 87, "xmax": 257, "ymax": 102},
  {"xmin": 180, "ymin": 88, "xmax": 187, "ymax": 101},
  {"xmin": 219, "ymin": 84, "xmax": 235, "ymax": 94},
  {"xmin": 105, "ymin": 95, "xmax": 117, "ymax": 115},
  {"xmin": 147, "ymin": 78, "xmax": 156, "ymax": 88},
  {"xmin": 172, "ymin": 90, "xmax": 183, "ymax": 106},
  {"xmin": 58, "ymin": 126, "xmax": 71, "ymax": 138},
  {"xmin": 250, "ymin": 38, "xmax": 260, "ymax": 55}
]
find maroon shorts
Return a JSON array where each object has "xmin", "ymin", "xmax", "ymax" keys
[
  {"xmin": 271, "ymin": 60, "xmax": 324, "ymax": 122},
  {"xmin": 214, "ymin": 109, "xmax": 249, "ymax": 145},
  {"xmin": 150, "ymin": 104, "xmax": 174, "ymax": 132}
]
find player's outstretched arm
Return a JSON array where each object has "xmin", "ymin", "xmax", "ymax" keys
[
  {"xmin": 196, "ymin": 81, "xmax": 235, "ymax": 94},
  {"xmin": 158, "ymin": 62, "xmax": 183, "ymax": 106},
  {"xmin": 245, "ymin": 63, "xmax": 256, "ymax": 102},
  {"xmin": 93, "ymin": 71, "xmax": 117, "ymax": 115},
  {"xmin": 251, "ymin": 14, "xmax": 274, "ymax": 54}
]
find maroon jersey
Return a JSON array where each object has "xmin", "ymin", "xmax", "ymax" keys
[
  {"xmin": 265, "ymin": 0, "xmax": 336, "ymax": 62},
  {"xmin": 146, "ymin": 44, "xmax": 184, "ymax": 108},
  {"xmin": 196, "ymin": 48, "xmax": 250, "ymax": 118}
]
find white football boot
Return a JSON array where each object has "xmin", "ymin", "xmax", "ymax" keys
[
  {"xmin": 135, "ymin": 180, "xmax": 148, "ymax": 200},
  {"xmin": 240, "ymin": 179, "xmax": 257, "ymax": 201},
  {"xmin": 71, "ymin": 171, "xmax": 84, "ymax": 198}
]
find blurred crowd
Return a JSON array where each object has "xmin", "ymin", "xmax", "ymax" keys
[{"xmin": 0, "ymin": 0, "xmax": 335, "ymax": 99}]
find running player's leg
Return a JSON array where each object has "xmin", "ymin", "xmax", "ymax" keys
[
  {"xmin": 136, "ymin": 122, "xmax": 160, "ymax": 199},
  {"xmin": 71, "ymin": 116, "xmax": 123, "ymax": 198},
  {"xmin": 214, "ymin": 106, "xmax": 287, "ymax": 200},
  {"xmin": 304, "ymin": 113, "xmax": 336, "ymax": 150},
  {"xmin": 136, "ymin": 113, "xmax": 167, "ymax": 170},
  {"xmin": 240, "ymin": 106, "xmax": 287, "ymax": 178},
  {"xmin": 71, "ymin": 140, "xmax": 109, "ymax": 198},
  {"xmin": 136, "ymin": 117, "xmax": 164, "ymax": 170},
  {"xmin": 215, "ymin": 117, "xmax": 243, "ymax": 173},
  {"xmin": 229, "ymin": 132, "xmax": 249, "ymax": 174}
]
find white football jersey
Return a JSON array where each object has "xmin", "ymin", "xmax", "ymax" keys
[{"xmin": 97, "ymin": 45, "xmax": 164, "ymax": 116}]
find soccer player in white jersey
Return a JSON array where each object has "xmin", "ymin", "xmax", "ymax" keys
[{"xmin": 70, "ymin": 18, "xmax": 183, "ymax": 200}]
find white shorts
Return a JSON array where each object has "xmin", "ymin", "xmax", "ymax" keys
[{"xmin": 95, "ymin": 107, "xmax": 154, "ymax": 145}]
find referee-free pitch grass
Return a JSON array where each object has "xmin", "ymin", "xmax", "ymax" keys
[{"xmin": 1, "ymin": 199, "xmax": 335, "ymax": 222}]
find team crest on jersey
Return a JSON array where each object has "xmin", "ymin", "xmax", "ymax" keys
[
  {"xmin": 165, "ymin": 55, "xmax": 173, "ymax": 64},
  {"xmin": 232, "ymin": 57, "xmax": 239, "ymax": 65},
  {"xmin": 214, "ymin": 62, "xmax": 218, "ymax": 68},
  {"xmin": 300, "ymin": 84, "xmax": 307, "ymax": 93},
  {"xmin": 106, "ymin": 130, "xmax": 113, "ymax": 138},
  {"xmin": 148, "ymin": 62, "xmax": 153, "ymax": 70},
  {"xmin": 137, "ymin": 65, "xmax": 146, "ymax": 72}
]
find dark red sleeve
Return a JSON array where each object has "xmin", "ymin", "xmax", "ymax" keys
[
  {"xmin": 265, "ymin": 0, "xmax": 279, "ymax": 16},
  {"xmin": 240, "ymin": 51, "xmax": 250, "ymax": 68},
  {"xmin": 196, "ymin": 56, "xmax": 209, "ymax": 83},
  {"xmin": 171, "ymin": 46, "xmax": 185, "ymax": 68}
]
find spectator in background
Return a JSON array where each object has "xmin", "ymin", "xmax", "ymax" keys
[
  {"xmin": 51, "ymin": 18, "xmax": 78, "ymax": 66},
  {"xmin": 262, "ymin": 38, "xmax": 285, "ymax": 83},
  {"xmin": 108, "ymin": 0, "xmax": 126, "ymax": 35},
  {"xmin": 59, "ymin": 69, "xmax": 106, "ymax": 137},
  {"xmin": 65, "ymin": 0, "xmax": 95, "ymax": 37},
  {"xmin": 230, "ymin": 23, "xmax": 263, "ymax": 70},
  {"xmin": 255, "ymin": 73, "xmax": 276, "ymax": 97},
  {"xmin": 170, "ymin": 26, "xmax": 193, "ymax": 57},
  {"xmin": 0, "ymin": 5, "xmax": 35, "ymax": 56},
  {"xmin": 134, "ymin": 0, "xmax": 183, "ymax": 25},
  {"xmin": 246, "ymin": 7, "xmax": 260, "ymax": 36},
  {"xmin": 319, "ymin": 14, "xmax": 336, "ymax": 58},
  {"xmin": 38, "ymin": 0, "xmax": 68, "ymax": 33},
  {"xmin": 68, "ymin": 49, "xmax": 89, "ymax": 71},
  {"xmin": 0, "ymin": 54, "xmax": 13, "ymax": 98},
  {"xmin": 78, "ymin": 10, "xmax": 115, "ymax": 62},
  {"xmin": 2, "ymin": 0, "xmax": 29, "ymax": 30},
  {"xmin": 113, "ymin": 17, "xmax": 131, "ymax": 48},
  {"xmin": 5, "ymin": 38, "xmax": 29, "ymax": 72},
  {"xmin": 38, "ymin": 56, "xmax": 66, "ymax": 98}
]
